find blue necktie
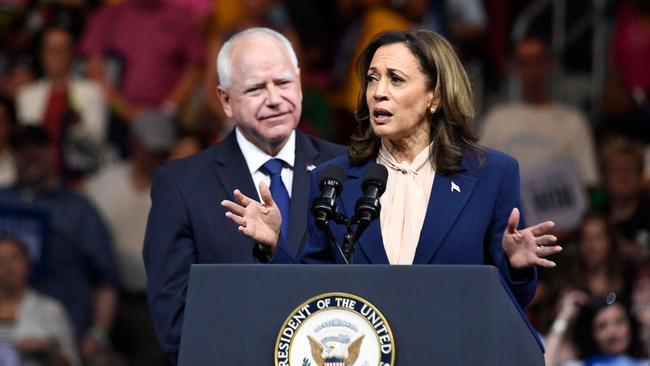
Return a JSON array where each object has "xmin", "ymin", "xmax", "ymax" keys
[{"xmin": 260, "ymin": 159, "xmax": 290, "ymax": 240}]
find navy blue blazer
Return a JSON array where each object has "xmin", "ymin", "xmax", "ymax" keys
[
  {"xmin": 273, "ymin": 147, "xmax": 537, "ymax": 310},
  {"xmin": 143, "ymin": 130, "xmax": 346, "ymax": 361}
]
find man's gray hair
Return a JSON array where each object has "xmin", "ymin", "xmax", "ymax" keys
[{"xmin": 217, "ymin": 27, "xmax": 299, "ymax": 89}]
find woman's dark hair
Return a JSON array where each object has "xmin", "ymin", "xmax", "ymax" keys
[
  {"xmin": 577, "ymin": 211, "xmax": 621, "ymax": 273},
  {"xmin": 349, "ymin": 29, "xmax": 481, "ymax": 174},
  {"xmin": 572, "ymin": 295, "xmax": 645, "ymax": 359},
  {"xmin": 564, "ymin": 211, "xmax": 628, "ymax": 299}
]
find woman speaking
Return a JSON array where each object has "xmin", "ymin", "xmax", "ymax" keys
[{"xmin": 222, "ymin": 29, "xmax": 561, "ymax": 309}]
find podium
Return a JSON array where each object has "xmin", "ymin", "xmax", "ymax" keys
[{"xmin": 178, "ymin": 264, "xmax": 543, "ymax": 365}]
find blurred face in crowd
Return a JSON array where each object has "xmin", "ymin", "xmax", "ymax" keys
[
  {"xmin": 366, "ymin": 43, "xmax": 434, "ymax": 148},
  {"xmin": 514, "ymin": 38, "xmax": 551, "ymax": 99},
  {"xmin": 0, "ymin": 239, "xmax": 29, "ymax": 293},
  {"xmin": 41, "ymin": 28, "xmax": 74, "ymax": 80},
  {"xmin": 218, "ymin": 34, "xmax": 302, "ymax": 156},
  {"xmin": 579, "ymin": 217, "xmax": 611, "ymax": 269},
  {"xmin": 605, "ymin": 151, "xmax": 643, "ymax": 201},
  {"xmin": 14, "ymin": 142, "xmax": 56, "ymax": 189},
  {"xmin": 592, "ymin": 303, "xmax": 632, "ymax": 355}
]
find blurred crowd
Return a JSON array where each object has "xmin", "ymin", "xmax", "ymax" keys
[{"xmin": 0, "ymin": 0, "xmax": 648, "ymax": 365}]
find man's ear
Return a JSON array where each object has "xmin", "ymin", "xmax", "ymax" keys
[{"xmin": 216, "ymin": 85, "xmax": 233, "ymax": 118}]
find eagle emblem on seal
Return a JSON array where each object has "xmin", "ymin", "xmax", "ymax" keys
[{"xmin": 307, "ymin": 334, "xmax": 364, "ymax": 366}]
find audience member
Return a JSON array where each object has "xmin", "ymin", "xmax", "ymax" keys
[
  {"xmin": 571, "ymin": 296, "xmax": 647, "ymax": 365},
  {"xmin": 529, "ymin": 211, "xmax": 634, "ymax": 350},
  {"xmin": 16, "ymin": 26, "xmax": 107, "ymax": 180},
  {"xmin": 80, "ymin": 0, "xmax": 204, "ymax": 124},
  {"xmin": 598, "ymin": 137, "xmax": 650, "ymax": 266},
  {"xmin": 481, "ymin": 36, "xmax": 599, "ymax": 188},
  {"xmin": 562, "ymin": 212, "xmax": 628, "ymax": 298},
  {"xmin": 0, "ymin": 235, "xmax": 79, "ymax": 366},
  {"xmin": 84, "ymin": 111, "xmax": 175, "ymax": 365},
  {"xmin": 544, "ymin": 289, "xmax": 589, "ymax": 366},
  {"xmin": 0, "ymin": 126, "xmax": 119, "ymax": 362},
  {"xmin": 602, "ymin": 0, "xmax": 650, "ymax": 140}
]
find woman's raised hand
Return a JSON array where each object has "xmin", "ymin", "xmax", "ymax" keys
[{"xmin": 502, "ymin": 208, "xmax": 562, "ymax": 269}]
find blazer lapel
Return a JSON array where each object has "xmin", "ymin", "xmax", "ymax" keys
[
  {"xmin": 287, "ymin": 132, "xmax": 320, "ymax": 256},
  {"xmin": 213, "ymin": 132, "xmax": 258, "ymax": 209},
  {"xmin": 412, "ymin": 170, "xmax": 478, "ymax": 264},
  {"xmin": 340, "ymin": 162, "xmax": 390, "ymax": 264}
]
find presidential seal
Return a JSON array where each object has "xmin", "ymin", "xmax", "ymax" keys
[{"xmin": 275, "ymin": 292, "xmax": 395, "ymax": 366}]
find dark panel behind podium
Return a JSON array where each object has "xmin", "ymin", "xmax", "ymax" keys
[{"xmin": 178, "ymin": 264, "xmax": 543, "ymax": 365}]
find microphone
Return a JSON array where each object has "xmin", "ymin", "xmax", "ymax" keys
[
  {"xmin": 342, "ymin": 163, "xmax": 388, "ymax": 263},
  {"xmin": 311, "ymin": 164, "xmax": 345, "ymax": 229},
  {"xmin": 352, "ymin": 163, "xmax": 388, "ymax": 226}
]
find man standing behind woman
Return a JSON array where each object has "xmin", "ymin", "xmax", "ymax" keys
[
  {"xmin": 223, "ymin": 29, "xmax": 562, "ymax": 310},
  {"xmin": 143, "ymin": 27, "xmax": 346, "ymax": 363}
]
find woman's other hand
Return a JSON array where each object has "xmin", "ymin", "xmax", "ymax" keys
[{"xmin": 502, "ymin": 208, "xmax": 562, "ymax": 269}]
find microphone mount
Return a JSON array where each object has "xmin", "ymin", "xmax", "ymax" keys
[{"xmin": 311, "ymin": 163, "xmax": 388, "ymax": 265}]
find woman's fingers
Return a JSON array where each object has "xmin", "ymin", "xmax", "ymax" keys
[
  {"xmin": 535, "ymin": 234, "xmax": 558, "ymax": 246},
  {"xmin": 535, "ymin": 257, "xmax": 557, "ymax": 268},
  {"xmin": 530, "ymin": 220, "xmax": 555, "ymax": 236},
  {"xmin": 535, "ymin": 244, "xmax": 562, "ymax": 257}
]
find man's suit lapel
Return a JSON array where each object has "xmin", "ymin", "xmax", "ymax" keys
[
  {"xmin": 412, "ymin": 168, "xmax": 478, "ymax": 264},
  {"xmin": 213, "ymin": 132, "xmax": 259, "ymax": 213},
  {"xmin": 213, "ymin": 131, "xmax": 323, "ymax": 256},
  {"xmin": 340, "ymin": 162, "xmax": 390, "ymax": 264},
  {"xmin": 287, "ymin": 132, "xmax": 320, "ymax": 256}
]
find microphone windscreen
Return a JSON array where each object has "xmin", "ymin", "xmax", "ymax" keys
[
  {"xmin": 362, "ymin": 163, "xmax": 388, "ymax": 195},
  {"xmin": 319, "ymin": 164, "xmax": 345, "ymax": 193}
]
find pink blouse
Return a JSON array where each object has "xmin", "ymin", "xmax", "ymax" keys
[{"xmin": 377, "ymin": 140, "xmax": 435, "ymax": 264}]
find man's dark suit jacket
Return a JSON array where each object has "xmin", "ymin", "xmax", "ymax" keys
[{"xmin": 143, "ymin": 130, "xmax": 346, "ymax": 362}]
